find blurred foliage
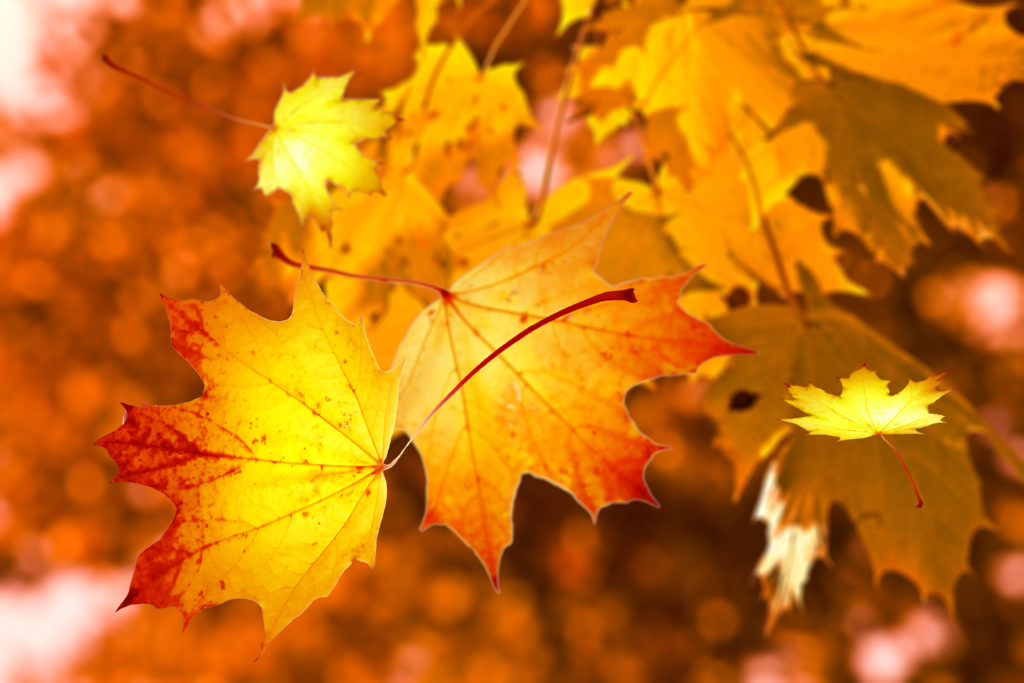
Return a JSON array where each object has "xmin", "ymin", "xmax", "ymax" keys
[{"xmin": 1, "ymin": 0, "xmax": 1024, "ymax": 680}]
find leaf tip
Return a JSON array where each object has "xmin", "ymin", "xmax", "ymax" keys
[
  {"xmin": 730, "ymin": 343, "xmax": 757, "ymax": 356},
  {"xmin": 420, "ymin": 508, "xmax": 440, "ymax": 531},
  {"xmin": 117, "ymin": 586, "xmax": 140, "ymax": 611}
]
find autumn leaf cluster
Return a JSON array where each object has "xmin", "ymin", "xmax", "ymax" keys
[{"xmin": 6, "ymin": 0, "xmax": 1024, "ymax": 672}]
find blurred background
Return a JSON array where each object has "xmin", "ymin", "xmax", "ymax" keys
[{"xmin": 2, "ymin": 0, "xmax": 1024, "ymax": 680}]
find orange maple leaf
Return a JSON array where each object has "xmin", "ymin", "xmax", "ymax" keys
[
  {"xmin": 393, "ymin": 201, "xmax": 751, "ymax": 583},
  {"xmin": 95, "ymin": 266, "xmax": 398, "ymax": 647}
]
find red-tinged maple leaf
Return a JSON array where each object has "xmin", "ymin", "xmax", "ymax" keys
[
  {"xmin": 393, "ymin": 201, "xmax": 751, "ymax": 584},
  {"xmin": 95, "ymin": 265, "xmax": 398, "ymax": 648}
]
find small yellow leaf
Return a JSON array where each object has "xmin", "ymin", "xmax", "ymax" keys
[
  {"xmin": 250, "ymin": 73, "xmax": 395, "ymax": 228},
  {"xmin": 783, "ymin": 365, "xmax": 948, "ymax": 441}
]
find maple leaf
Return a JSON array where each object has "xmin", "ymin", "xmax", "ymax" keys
[
  {"xmin": 581, "ymin": 0, "xmax": 797, "ymax": 160},
  {"xmin": 616, "ymin": 124, "xmax": 864, "ymax": 297},
  {"xmin": 444, "ymin": 163, "xmax": 676, "ymax": 283},
  {"xmin": 393, "ymin": 201, "xmax": 750, "ymax": 582},
  {"xmin": 702, "ymin": 268, "xmax": 1018, "ymax": 627},
  {"xmin": 805, "ymin": 0, "xmax": 1024, "ymax": 105},
  {"xmin": 383, "ymin": 41, "xmax": 534, "ymax": 195},
  {"xmin": 95, "ymin": 265, "xmax": 398, "ymax": 647},
  {"xmin": 250, "ymin": 73, "xmax": 396, "ymax": 229},
  {"xmin": 776, "ymin": 66, "xmax": 999, "ymax": 272},
  {"xmin": 578, "ymin": 0, "xmax": 680, "ymax": 76},
  {"xmin": 785, "ymin": 365, "xmax": 948, "ymax": 508},
  {"xmin": 784, "ymin": 366, "xmax": 947, "ymax": 441}
]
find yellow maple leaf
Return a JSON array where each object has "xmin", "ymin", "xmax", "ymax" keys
[
  {"xmin": 582, "ymin": 1, "xmax": 797, "ymax": 162},
  {"xmin": 382, "ymin": 41, "xmax": 534, "ymax": 195},
  {"xmin": 615, "ymin": 124, "xmax": 865, "ymax": 298},
  {"xmin": 95, "ymin": 265, "xmax": 398, "ymax": 647},
  {"xmin": 806, "ymin": 0, "xmax": 1024, "ymax": 105},
  {"xmin": 250, "ymin": 73, "xmax": 396, "ymax": 229},
  {"xmin": 784, "ymin": 366, "xmax": 947, "ymax": 440},
  {"xmin": 784, "ymin": 365, "xmax": 948, "ymax": 507}
]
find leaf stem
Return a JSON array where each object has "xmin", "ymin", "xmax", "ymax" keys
[
  {"xmin": 419, "ymin": 42, "xmax": 456, "ymax": 112},
  {"xmin": 416, "ymin": 0, "xmax": 500, "ymax": 112},
  {"xmin": 101, "ymin": 54, "xmax": 272, "ymax": 130},
  {"xmin": 772, "ymin": 0, "xmax": 827, "ymax": 82},
  {"xmin": 482, "ymin": 0, "xmax": 529, "ymax": 71},
  {"xmin": 726, "ymin": 130, "xmax": 797, "ymax": 306},
  {"xmin": 270, "ymin": 243, "xmax": 452, "ymax": 298},
  {"xmin": 532, "ymin": 9, "xmax": 592, "ymax": 225},
  {"xmin": 632, "ymin": 109, "xmax": 663, "ymax": 208},
  {"xmin": 384, "ymin": 287, "xmax": 638, "ymax": 469},
  {"xmin": 879, "ymin": 433, "xmax": 924, "ymax": 508}
]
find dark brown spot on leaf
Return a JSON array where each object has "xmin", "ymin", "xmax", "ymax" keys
[{"xmin": 729, "ymin": 391, "xmax": 759, "ymax": 411}]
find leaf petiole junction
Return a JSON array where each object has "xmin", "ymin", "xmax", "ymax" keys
[{"xmin": 271, "ymin": 245, "xmax": 638, "ymax": 471}]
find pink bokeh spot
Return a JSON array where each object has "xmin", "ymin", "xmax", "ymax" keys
[
  {"xmin": 0, "ymin": 568, "xmax": 132, "ymax": 682},
  {"xmin": 988, "ymin": 551, "xmax": 1024, "ymax": 600},
  {"xmin": 913, "ymin": 263, "xmax": 1024, "ymax": 352},
  {"xmin": 850, "ymin": 606, "xmax": 961, "ymax": 682}
]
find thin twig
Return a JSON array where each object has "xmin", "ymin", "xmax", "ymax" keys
[
  {"xmin": 418, "ymin": 0, "xmax": 501, "ymax": 111},
  {"xmin": 482, "ymin": 0, "xmax": 530, "ymax": 71},
  {"xmin": 102, "ymin": 55, "xmax": 271, "ymax": 130},
  {"xmin": 532, "ymin": 11, "xmax": 593, "ymax": 225},
  {"xmin": 270, "ymin": 244, "xmax": 451, "ymax": 298},
  {"xmin": 727, "ymin": 130, "xmax": 797, "ymax": 306}
]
